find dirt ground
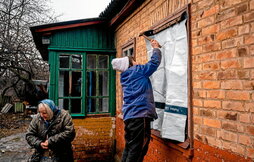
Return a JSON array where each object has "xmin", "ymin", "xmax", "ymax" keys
[{"xmin": 0, "ymin": 113, "xmax": 32, "ymax": 139}]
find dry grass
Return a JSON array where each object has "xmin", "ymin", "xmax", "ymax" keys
[{"xmin": 0, "ymin": 113, "xmax": 31, "ymax": 138}]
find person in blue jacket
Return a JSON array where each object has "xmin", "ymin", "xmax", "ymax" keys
[{"xmin": 111, "ymin": 39, "xmax": 161, "ymax": 162}]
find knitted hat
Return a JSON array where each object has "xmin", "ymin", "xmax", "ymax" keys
[{"xmin": 111, "ymin": 57, "xmax": 129, "ymax": 72}]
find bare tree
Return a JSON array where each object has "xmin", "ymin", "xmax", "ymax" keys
[{"xmin": 0, "ymin": 0, "xmax": 57, "ymax": 105}]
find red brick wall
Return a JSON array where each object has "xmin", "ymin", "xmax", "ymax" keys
[
  {"xmin": 193, "ymin": 140, "xmax": 252, "ymax": 162},
  {"xmin": 144, "ymin": 135, "xmax": 191, "ymax": 162},
  {"xmin": 72, "ymin": 117, "xmax": 115, "ymax": 161},
  {"xmin": 114, "ymin": 0, "xmax": 254, "ymax": 161},
  {"xmin": 192, "ymin": 0, "xmax": 254, "ymax": 160},
  {"xmin": 114, "ymin": 0, "xmax": 191, "ymax": 161}
]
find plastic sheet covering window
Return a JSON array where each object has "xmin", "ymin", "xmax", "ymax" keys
[{"xmin": 146, "ymin": 19, "xmax": 188, "ymax": 142}]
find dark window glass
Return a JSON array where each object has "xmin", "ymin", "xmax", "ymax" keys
[
  {"xmin": 87, "ymin": 98, "xmax": 96, "ymax": 112},
  {"xmin": 72, "ymin": 55, "xmax": 82, "ymax": 69},
  {"xmin": 58, "ymin": 53, "xmax": 111, "ymax": 115},
  {"xmin": 60, "ymin": 55, "xmax": 69, "ymax": 68},
  {"xmin": 86, "ymin": 71, "xmax": 97, "ymax": 96},
  {"xmin": 98, "ymin": 71, "xmax": 108, "ymax": 96},
  {"xmin": 129, "ymin": 48, "xmax": 133, "ymax": 56},
  {"xmin": 87, "ymin": 55, "xmax": 96, "ymax": 69},
  {"xmin": 98, "ymin": 55, "xmax": 108, "ymax": 68},
  {"xmin": 72, "ymin": 71, "xmax": 82, "ymax": 97},
  {"xmin": 71, "ymin": 99, "xmax": 81, "ymax": 113}
]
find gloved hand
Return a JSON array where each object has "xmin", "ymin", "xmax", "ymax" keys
[{"xmin": 151, "ymin": 39, "xmax": 161, "ymax": 48}]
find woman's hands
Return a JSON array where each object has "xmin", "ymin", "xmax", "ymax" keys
[{"xmin": 40, "ymin": 140, "xmax": 48, "ymax": 149}]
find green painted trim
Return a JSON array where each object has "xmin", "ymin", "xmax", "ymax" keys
[
  {"xmin": 71, "ymin": 114, "xmax": 85, "ymax": 117},
  {"xmin": 49, "ymin": 51, "xmax": 116, "ymax": 117},
  {"xmin": 86, "ymin": 69, "xmax": 109, "ymax": 71},
  {"xmin": 48, "ymin": 52, "xmax": 53, "ymax": 99},
  {"xmin": 55, "ymin": 52, "xmax": 59, "ymax": 105},
  {"xmin": 48, "ymin": 47, "xmax": 116, "ymax": 53},
  {"xmin": 69, "ymin": 71, "xmax": 72, "ymax": 113},
  {"xmin": 87, "ymin": 112, "xmax": 110, "ymax": 115},
  {"xmin": 49, "ymin": 51, "xmax": 57, "ymax": 101},
  {"xmin": 82, "ymin": 52, "xmax": 86, "ymax": 115},
  {"xmin": 59, "ymin": 68, "xmax": 82, "ymax": 71},
  {"xmin": 58, "ymin": 97, "xmax": 83, "ymax": 99},
  {"xmin": 96, "ymin": 60, "xmax": 99, "ymax": 112},
  {"xmin": 86, "ymin": 96, "xmax": 109, "ymax": 98},
  {"xmin": 56, "ymin": 52, "xmax": 85, "ymax": 115},
  {"xmin": 109, "ymin": 54, "xmax": 116, "ymax": 116}
]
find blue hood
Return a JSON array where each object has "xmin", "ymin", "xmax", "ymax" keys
[{"xmin": 39, "ymin": 99, "xmax": 60, "ymax": 114}]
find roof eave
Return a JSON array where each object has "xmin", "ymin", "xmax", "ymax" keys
[
  {"xmin": 99, "ymin": 0, "xmax": 145, "ymax": 28},
  {"xmin": 30, "ymin": 18, "xmax": 107, "ymax": 61}
]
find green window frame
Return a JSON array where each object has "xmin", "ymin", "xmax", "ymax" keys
[
  {"xmin": 86, "ymin": 54, "xmax": 110, "ymax": 114},
  {"xmin": 49, "ymin": 51, "xmax": 115, "ymax": 117},
  {"xmin": 57, "ymin": 53, "xmax": 84, "ymax": 116}
]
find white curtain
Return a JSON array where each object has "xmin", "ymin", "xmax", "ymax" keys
[{"xmin": 146, "ymin": 19, "xmax": 188, "ymax": 142}]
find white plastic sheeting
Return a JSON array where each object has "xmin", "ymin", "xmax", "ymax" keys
[{"xmin": 146, "ymin": 19, "xmax": 188, "ymax": 142}]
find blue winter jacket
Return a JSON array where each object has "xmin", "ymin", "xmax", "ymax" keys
[{"xmin": 121, "ymin": 48, "xmax": 162, "ymax": 121}]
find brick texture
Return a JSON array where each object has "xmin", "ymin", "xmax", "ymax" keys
[
  {"xmin": 193, "ymin": 140, "xmax": 252, "ymax": 162},
  {"xmin": 72, "ymin": 117, "xmax": 115, "ymax": 161},
  {"xmin": 192, "ymin": 0, "xmax": 254, "ymax": 160},
  {"xmin": 113, "ymin": 0, "xmax": 254, "ymax": 161}
]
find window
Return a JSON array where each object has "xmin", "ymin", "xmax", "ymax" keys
[
  {"xmin": 146, "ymin": 6, "xmax": 191, "ymax": 148},
  {"xmin": 58, "ymin": 54, "xmax": 83, "ymax": 114},
  {"xmin": 86, "ymin": 54, "xmax": 109, "ymax": 113},
  {"xmin": 122, "ymin": 38, "xmax": 136, "ymax": 58},
  {"xmin": 57, "ymin": 52, "xmax": 113, "ymax": 116}
]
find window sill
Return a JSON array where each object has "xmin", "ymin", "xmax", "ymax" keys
[
  {"xmin": 86, "ymin": 113, "xmax": 111, "ymax": 117},
  {"xmin": 151, "ymin": 130, "xmax": 192, "ymax": 158},
  {"xmin": 71, "ymin": 113, "xmax": 111, "ymax": 118}
]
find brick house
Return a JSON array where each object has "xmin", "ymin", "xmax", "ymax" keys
[{"xmin": 31, "ymin": 0, "xmax": 254, "ymax": 161}]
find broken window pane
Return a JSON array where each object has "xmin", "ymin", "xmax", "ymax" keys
[{"xmin": 72, "ymin": 55, "xmax": 82, "ymax": 69}]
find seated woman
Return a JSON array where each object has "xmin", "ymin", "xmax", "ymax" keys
[{"xmin": 26, "ymin": 99, "xmax": 75, "ymax": 162}]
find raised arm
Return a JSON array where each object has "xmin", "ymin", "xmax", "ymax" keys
[{"xmin": 142, "ymin": 39, "xmax": 162, "ymax": 77}]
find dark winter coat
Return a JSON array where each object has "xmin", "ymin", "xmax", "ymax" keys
[{"xmin": 26, "ymin": 109, "xmax": 75, "ymax": 162}]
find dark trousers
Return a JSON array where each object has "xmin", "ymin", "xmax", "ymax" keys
[{"xmin": 122, "ymin": 117, "xmax": 152, "ymax": 162}]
